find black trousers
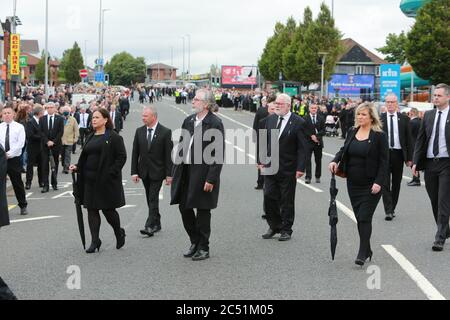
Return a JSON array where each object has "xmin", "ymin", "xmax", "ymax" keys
[
  {"xmin": 26, "ymin": 150, "xmax": 42, "ymax": 186},
  {"xmin": 424, "ymin": 158, "xmax": 450, "ymax": 243},
  {"xmin": 78, "ymin": 128, "xmax": 89, "ymax": 146},
  {"xmin": 87, "ymin": 208, "xmax": 121, "ymax": 243},
  {"xmin": 142, "ymin": 178, "xmax": 163, "ymax": 228},
  {"xmin": 305, "ymin": 143, "xmax": 323, "ymax": 180},
  {"xmin": 256, "ymin": 168, "xmax": 264, "ymax": 187},
  {"xmin": 382, "ymin": 149, "xmax": 404, "ymax": 215},
  {"xmin": 264, "ymin": 173, "xmax": 297, "ymax": 234},
  {"xmin": 7, "ymin": 157, "xmax": 27, "ymax": 209},
  {"xmin": 179, "ymin": 165, "xmax": 211, "ymax": 251},
  {"xmin": 41, "ymin": 145, "xmax": 61, "ymax": 188}
]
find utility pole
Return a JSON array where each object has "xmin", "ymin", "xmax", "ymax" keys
[
  {"xmin": 318, "ymin": 52, "xmax": 329, "ymax": 99},
  {"xmin": 185, "ymin": 34, "xmax": 190, "ymax": 81},
  {"xmin": 84, "ymin": 40, "xmax": 88, "ymax": 69},
  {"xmin": 45, "ymin": 0, "xmax": 49, "ymax": 98},
  {"xmin": 181, "ymin": 36, "xmax": 185, "ymax": 82}
]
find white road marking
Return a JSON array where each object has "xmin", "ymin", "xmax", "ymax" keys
[
  {"xmin": 335, "ymin": 201, "xmax": 357, "ymax": 224},
  {"xmin": 26, "ymin": 192, "xmax": 33, "ymax": 199},
  {"xmin": 118, "ymin": 205, "xmax": 137, "ymax": 210},
  {"xmin": 159, "ymin": 187, "xmax": 164, "ymax": 200},
  {"xmin": 382, "ymin": 245, "xmax": 446, "ymax": 300},
  {"xmin": 11, "ymin": 216, "xmax": 60, "ymax": 223},
  {"xmin": 217, "ymin": 113, "xmax": 253, "ymax": 130},
  {"xmin": 297, "ymin": 179, "xmax": 323, "ymax": 193},
  {"xmin": 52, "ymin": 191, "xmax": 74, "ymax": 199},
  {"xmin": 323, "ymin": 152, "xmax": 335, "ymax": 158}
]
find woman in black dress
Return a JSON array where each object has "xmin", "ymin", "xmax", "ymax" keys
[
  {"xmin": 69, "ymin": 108, "xmax": 127, "ymax": 253},
  {"xmin": 329, "ymin": 102, "xmax": 388, "ymax": 266}
]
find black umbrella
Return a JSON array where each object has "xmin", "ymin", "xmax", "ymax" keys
[
  {"xmin": 49, "ymin": 149, "xmax": 57, "ymax": 185},
  {"xmin": 328, "ymin": 173, "xmax": 339, "ymax": 260},
  {"xmin": 72, "ymin": 172, "xmax": 86, "ymax": 249}
]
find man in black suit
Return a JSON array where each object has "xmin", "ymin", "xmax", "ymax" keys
[
  {"xmin": 25, "ymin": 105, "xmax": 44, "ymax": 189},
  {"xmin": 304, "ymin": 103, "xmax": 325, "ymax": 184},
  {"xmin": 381, "ymin": 94, "xmax": 413, "ymax": 221},
  {"xmin": 408, "ymin": 108, "xmax": 422, "ymax": 186},
  {"xmin": 74, "ymin": 105, "xmax": 91, "ymax": 147},
  {"xmin": 131, "ymin": 106, "xmax": 173, "ymax": 237},
  {"xmin": 109, "ymin": 105, "xmax": 123, "ymax": 134},
  {"xmin": 252, "ymin": 96, "xmax": 270, "ymax": 189},
  {"xmin": 413, "ymin": 83, "xmax": 450, "ymax": 251},
  {"xmin": 118, "ymin": 95, "xmax": 130, "ymax": 121},
  {"xmin": 260, "ymin": 93, "xmax": 307, "ymax": 241},
  {"xmin": 40, "ymin": 102, "xmax": 64, "ymax": 193}
]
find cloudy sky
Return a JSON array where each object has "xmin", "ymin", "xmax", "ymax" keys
[{"xmin": 4, "ymin": 0, "xmax": 415, "ymax": 74}]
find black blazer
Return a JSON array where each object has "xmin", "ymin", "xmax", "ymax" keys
[
  {"xmin": 264, "ymin": 113, "xmax": 308, "ymax": 176},
  {"xmin": 304, "ymin": 113, "xmax": 326, "ymax": 147},
  {"xmin": 25, "ymin": 117, "xmax": 42, "ymax": 156},
  {"xmin": 131, "ymin": 123, "xmax": 173, "ymax": 181},
  {"xmin": 111, "ymin": 111, "xmax": 123, "ymax": 132},
  {"xmin": 381, "ymin": 112, "xmax": 413, "ymax": 162},
  {"xmin": 76, "ymin": 130, "xmax": 127, "ymax": 209},
  {"xmin": 333, "ymin": 127, "xmax": 389, "ymax": 186},
  {"xmin": 74, "ymin": 112, "xmax": 92, "ymax": 128},
  {"xmin": 39, "ymin": 114, "xmax": 64, "ymax": 147},
  {"xmin": 413, "ymin": 109, "xmax": 450, "ymax": 171},
  {"xmin": 252, "ymin": 106, "xmax": 269, "ymax": 142},
  {"xmin": 0, "ymin": 145, "xmax": 8, "ymax": 227}
]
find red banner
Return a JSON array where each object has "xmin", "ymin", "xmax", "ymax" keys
[{"xmin": 221, "ymin": 66, "xmax": 257, "ymax": 86}]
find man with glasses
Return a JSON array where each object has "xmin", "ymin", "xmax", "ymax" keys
[{"xmin": 380, "ymin": 94, "xmax": 413, "ymax": 221}]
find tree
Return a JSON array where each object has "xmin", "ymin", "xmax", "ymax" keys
[
  {"xmin": 376, "ymin": 31, "xmax": 408, "ymax": 64},
  {"xmin": 63, "ymin": 42, "xmax": 84, "ymax": 84},
  {"xmin": 104, "ymin": 52, "xmax": 147, "ymax": 85},
  {"xmin": 296, "ymin": 2, "xmax": 343, "ymax": 85},
  {"xmin": 405, "ymin": 0, "xmax": 450, "ymax": 84},
  {"xmin": 35, "ymin": 50, "xmax": 48, "ymax": 83}
]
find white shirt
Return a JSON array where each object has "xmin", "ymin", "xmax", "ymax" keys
[
  {"xmin": 277, "ymin": 111, "xmax": 292, "ymax": 138},
  {"xmin": 110, "ymin": 111, "xmax": 116, "ymax": 127},
  {"xmin": 387, "ymin": 112, "xmax": 401, "ymax": 150},
  {"xmin": 47, "ymin": 114, "xmax": 55, "ymax": 129},
  {"xmin": 427, "ymin": 106, "xmax": 449, "ymax": 158},
  {"xmin": 186, "ymin": 113, "xmax": 207, "ymax": 164},
  {"xmin": 0, "ymin": 121, "xmax": 26, "ymax": 158},
  {"xmin": 79, "ymin": 113, "xmax": 89, "ymax": 128},
  {"xmin": 33, "ymin": 116, "xmax": 40, "ymax": 126},
  {"xmin": 146, "ymin": 122, "xmax": 158, "ymax": 142}
]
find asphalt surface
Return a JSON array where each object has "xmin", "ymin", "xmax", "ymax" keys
[{"xmin": 0, "ymin": 97, "xmax": 448, "ymax": 300}]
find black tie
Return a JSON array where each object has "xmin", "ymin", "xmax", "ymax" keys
[
  {"xmin": 312, "ymin": 115, "xmax": 316, "ymax": 126},
  {"xmin": 276, "ymin": 117, "xmax": 284, "ymax": 130},
  {"xmin": 390, "ymin": 115, "xmax": 395, "ymax": 148},
  {"xmin": 433, "ymin": 111, "xmax": 442, "ymax": 157},
  {"xmin": 147, "ymin": 128, "xmax": 153, "ymax": 151},
  {"xmin": 49, "ymin": 116, "xmax": 53, "ymax": 133},
  {"xmin": 5, "ymin": 124, "xmax": 10, "ymax": 153},
  {"xmin": 82, "ymin": 114, "xmax": 85, "ymax": 128}
]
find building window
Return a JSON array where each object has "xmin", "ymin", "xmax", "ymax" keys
[{"xmin": 356, "ymin": 65, "xmax": 364, "ymax": 74}]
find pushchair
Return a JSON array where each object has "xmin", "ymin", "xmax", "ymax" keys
[{"xmin": 325, "ymin": 115, "xmax": 339, "ymax": 137}]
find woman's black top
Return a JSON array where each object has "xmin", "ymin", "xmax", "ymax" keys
[
  {"xmin": 82, "ymin": 134, "xmax": 104, "ymax": 182},
  {"xmin": 347, "ymin": 138, "xmax": 373, "ymax": 186}
]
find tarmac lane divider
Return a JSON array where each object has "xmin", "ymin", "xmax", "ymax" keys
[
  {"xmin": 382, "ymin": 245, "xmax": 446, "ymax": 300},
  {"xmin": 10, "ymin": 216, "xmax": 61, "ymax": 224}
]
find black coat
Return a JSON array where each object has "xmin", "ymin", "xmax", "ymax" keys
[
  {"xmin": 25, "ymin": 118, "xmax": 42, "ymax": 156},
  {"xmin": 410, "ymin": 117, "xmax": 421, "ymax": 146},
  {"xmin": 263, "ymin": 113, "xmax": 308, "ymax": 176},
  {"xmin": 333, "ymin": 127, "xmax": 389, "ymax": 186},
  {"xmin": 76, "ymin": 130, "xmax": 127, "ymax": 209},
  {"xmin": 131, "ymin": 123, "xmax": 173, "ymax": 181},
  {"xmin": 39, "ymin": 114, "xmax": 64, "ymax": 147},
  {"xmin": 0, "ymin": 145, "xmax": 8, "ymax": 227},
  {"xmin": 171, "ymin": 112, "xmax": 225, "ymax": 210},
  {"xmin": 413, "ymin": 109, "xmax": 450, "ymax": 171},
  {"xmin": 381, "ymin": 112, "xmax": 414, "ymax": 162},
  {"xmin": 304, "ymin": 113, "xmax": 326, "ymax": 148},
  {"xmin": 252, "ymin": 106, "xmax": 269, "ymax": 142},
  {"xmin": 111, "ymin": 111, "xmax": 123, "ymax": 132}
]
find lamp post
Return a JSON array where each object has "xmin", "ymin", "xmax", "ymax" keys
[
  {"xmin": 101, "ymin": 8, "xmax": 110, "ymax": 62},
  {"xmin": 185, "ymin": 34, "xmax": 190, "ymax": 81},
  {"xmin": 44, "ymin": 0, "xmax": 49, "ymax": 98},
  {"xmin": 318, "ymin": 51, "xmax": 329, "ymax": 99},
  {"xmin": 180, "ymin": 36, "xmax": 185, "ymax": 81}
]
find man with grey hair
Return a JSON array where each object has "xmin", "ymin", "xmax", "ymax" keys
[
  {"xmin": 413, "ymin": 83, "xmax": 450, "ymax": 251},
  {"xmin": 131, "ymin": 106, "xmax": 173, "ymax": 237},
  {"xmin": 25, "ymin": 104, "xmax": 45, "ymax": 189},
  {"xmin": 74, "ymin": 104, "xmax": 91, "ymax": 147},
  {"xmin": 170, "ymin": 89, "xmax": 224, "ymax": 260}
]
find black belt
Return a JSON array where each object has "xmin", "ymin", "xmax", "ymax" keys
[
  {"xmin": 389, "ymin": 149, "xmax": 402, "ymax": 152},
  {"xmin": 427, "ymin": 157, "xmax": 450, "ymax": 162}
]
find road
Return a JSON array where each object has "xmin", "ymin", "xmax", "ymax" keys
[{"xmin": 0, "ymin": 96, "xmax": 447, "ymax": 300}]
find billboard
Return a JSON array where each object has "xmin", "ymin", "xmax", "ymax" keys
[
  {"xmin": 10, "ymin": 34, "xmax": 20, "ymax": 76},
  {"xmin": 221, "ymin": 66, "xmax": 257, "ymax": 87},
  {"xmin": 328, "ymin": 74, "xmax": 375, "ymax": 97},
  {"xmin": 380, "ymin": 64, "xmax": 401, "ymax": 102}
]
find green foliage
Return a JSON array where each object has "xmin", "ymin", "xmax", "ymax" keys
[
  {"xmin": 376, "ymin": 32, "xmax": 408, "ymax": 64},
  {"xmin": 63, "ymin": 42, "xmax": 84, "ymax": 84},
  {"xmin": 258, "ymin": 2, "xmax": 342, "ymax": 85},
  {"xmin": 104, "ymin": 52, "xmax": 147, "ymax": 85},
  {"xmin": 34, "ymin": 50, "xmax": 47, "ymax": 83},
  {"xmin": 405, "ymin": 0, "xmax": 450, "ymax": 84}
]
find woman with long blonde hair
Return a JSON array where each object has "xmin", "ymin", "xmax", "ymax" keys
[{"xmin": 329, "ymin": 102, "xmax": 389, "ymax": 267}]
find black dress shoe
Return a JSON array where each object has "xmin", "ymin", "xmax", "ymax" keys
[
  {"xmin": 20, "ymin": 207, "xmax": 28, "ymax": 215},
  {"xmin": 86, "ymin": 240, "xmax": 102, "ymax": 253},
  {"xmin": 116, "ymin": 228, "xmax": 126, "ymax": 249},
  {"xmin": 278, "ymin": 233, "xmax": 291, "ymax": 241},
  {"xmin": 262, "ymin": 229, "xmax": 277, "ymax": 239},
  {"xmin": 261, "ymin": 214, "xmax": 267, "ymax": 220},
  {"xmin": 140, "ymin": 227, "xmax": 154, "ymax": 237},
  {"xmin": 305, "ymin": 179, "xmax": 311, "ymax": 184},
  {"xmin": 151, "ymin": 225, "xmax": 161, "ymax": 233},
  {"xmin": 183, "ymin": 244, "xmax": 197, "ymax": 258},
  {"xmin": 254, "ymin": 185, "xmax": 263, "ymax": 190},
  {"xmin": 39, "ymin": 183, "xmax": 44, "ymax": 188},
  {"xmin": 432, "ymin": 242, "xmax": 444, "ymax": 252},
  {"xmin": 25, "ymin": 183, "xmax": 31, "ymax": 190},
  {"xmin": 315, "ymin": 178, "xmax": 321, "ymax": 183},
  {"xmin": 52, "ymin": 185, "xmax": 58, "ymax": 191},
  {"xmin": 192, "ymin": 250, "xmax": 210, "ymax": 261},
  {"xmin": 407, "ymin": 180, "xmax": 421, "ymax": 187},
  {"xmin": 41, "ymin": 186, "xmax": 49, "ymax": 193},
  {"xmin": 385, "ymin": 213, "xmax": 394, "ymax": 221}
]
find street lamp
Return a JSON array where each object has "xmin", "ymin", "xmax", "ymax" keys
[
  {"xmin": 318, "ymin": 51, "xmax": 329, "ymax": 99},
  {"xmin": 180, "ymin": 36, "xmax": 185, "ymax": 81},
  {"xmin": 45, "ymin": 0, "xmax": 49, "ymax": 98},
  {"xmin": 185, "ymin": 34, "xmax": 190, "ymax": 80},
  {"xmin": 101, "ymin": 8, "xmax": 110, "ymax": 62}
]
